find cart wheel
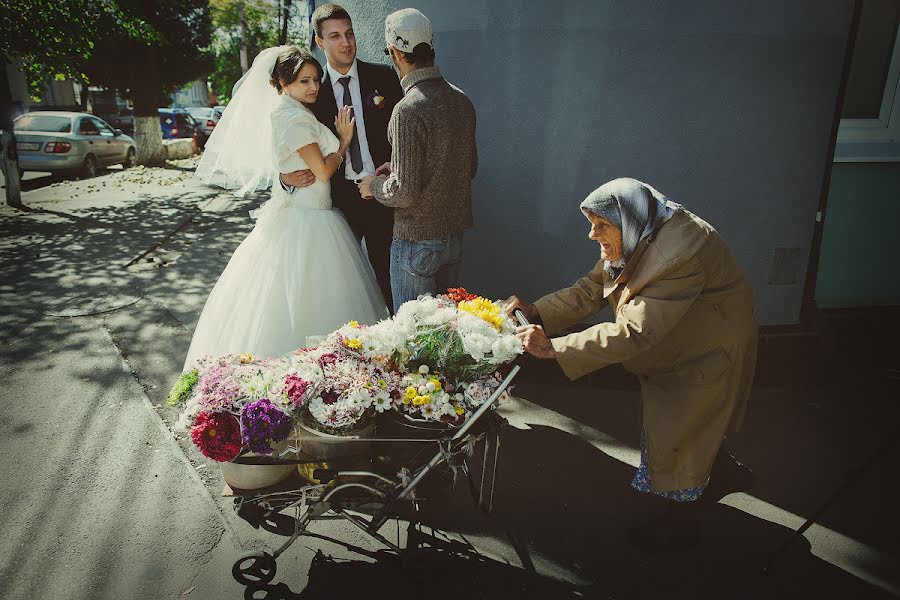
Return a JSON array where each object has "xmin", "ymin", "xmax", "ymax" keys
[
  {"xmin": 232, "ymin": 551, "xmax": 277, "ymax": 586},
  {"xmin": 244, "ymin": 581, "xmax": 296, "ymax": 600}
]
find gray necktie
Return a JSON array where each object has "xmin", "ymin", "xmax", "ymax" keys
[{"xmin": 338, "ymin": 76, "xmax": 363, "ymax": 174}]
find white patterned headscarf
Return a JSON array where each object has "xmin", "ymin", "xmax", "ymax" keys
[{"xmin": 579, "ymin": 178, "xmax": 682, "ymax": 277}]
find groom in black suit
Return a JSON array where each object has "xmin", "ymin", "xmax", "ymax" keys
[{"xmin": 282, "ymin": 3, "xmax": 402, "ymax": 312}]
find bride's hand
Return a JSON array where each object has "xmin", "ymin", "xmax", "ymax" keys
[{"xmin": 335, "ymin": 106, "xmax": 356, "ymax": 145}]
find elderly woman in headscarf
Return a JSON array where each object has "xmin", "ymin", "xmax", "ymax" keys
[{"xmin": 506, "ymin": 178, "xmax": 758, "ymax": 551}]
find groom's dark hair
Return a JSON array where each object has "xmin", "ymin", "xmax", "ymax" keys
[
  {"xmin": 270, "ymin": 47, "xmax": 323, "ymax": 93},
  {"xmin": 312, "ymin": 3, "xmax": 352, "ymax": 38}
]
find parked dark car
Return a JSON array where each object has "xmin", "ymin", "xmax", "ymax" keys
[
  {"xmin": 158, "ymin": 108, "xmax": 203, "ymax": 149},
  {"xmin": 107, "ymin": 109, "xmax": 134, "ymax": 136},
  {"xmin": 14, "ymin": 111, "xmax": 136, "ymax": 178}
]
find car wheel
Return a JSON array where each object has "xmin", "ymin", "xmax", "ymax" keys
[
  {"xmin": 123, "ymin": 147, "xmax": 136, "ymax": 169},
  {"xmin": 81, "ymin": 155, "xmax": 97, "ymax": 179}
]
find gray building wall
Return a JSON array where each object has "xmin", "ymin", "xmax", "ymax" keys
[{"xmin": 337, "ymin": 0, "xmax": 852, "ymax": 325}]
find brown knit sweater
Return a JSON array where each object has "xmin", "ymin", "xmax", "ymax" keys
[{"xmin": 370, "ymin": 66, "xmax": 477, "ymax": 241}]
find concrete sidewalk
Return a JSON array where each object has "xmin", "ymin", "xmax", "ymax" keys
[{"xmin": 1, "ymin": 164, "xmax": 898, "ymax": 599}]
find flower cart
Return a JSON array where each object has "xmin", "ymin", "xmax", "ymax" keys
[{"xmin": 167, "ymin": 290, "xmax": 527, "ymax": 589}]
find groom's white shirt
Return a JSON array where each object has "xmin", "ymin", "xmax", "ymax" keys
[{"xmin": 327, "ymin": 60, "xmax": 376, "ymax": 179}]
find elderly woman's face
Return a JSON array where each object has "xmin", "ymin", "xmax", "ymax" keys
[{"xmin": 587, "ymin": 212, "xmax": 623, "ymax": 262}]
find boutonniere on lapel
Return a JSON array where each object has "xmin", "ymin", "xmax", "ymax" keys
[{"xmin": 366, "ymin": 90, "xmax": 386, "ymax": 110}]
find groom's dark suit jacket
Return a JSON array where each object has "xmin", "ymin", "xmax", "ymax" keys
[
  {"xmin": 311, "ymin": 60, "xmax": 403, "ymax": 219},
  {"xmin": 311, "ymin": 59, "xmax": 403, "ymax": 310}
]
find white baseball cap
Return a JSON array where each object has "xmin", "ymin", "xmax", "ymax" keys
[{"xmin": 385, "ymin": 8, "xmax": 433, "ymax": 53}]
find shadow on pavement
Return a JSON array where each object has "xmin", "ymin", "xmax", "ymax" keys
[{"xmin": 225, "ymin": 418, "xmax": 897, "ymax": 599}]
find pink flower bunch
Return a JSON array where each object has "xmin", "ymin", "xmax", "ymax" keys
[
  {"xmin": 283, "ymin": 373, "xmax": 310, "ymax": 408},
  {"xmin": 317, "ymin": 352, "xmax": 338, "ymax": 369},
  {"xmin": 196, "ymin": 362, "xmax": 242, "ymax": 411}
]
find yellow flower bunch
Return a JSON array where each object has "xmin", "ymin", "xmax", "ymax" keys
[
  {"xmin": 239, "ymin": 353, "xmax": 254, "ymax": 364},
  {"xmin": 402, "ymin": 375, "xmax": 442, "ymax": 406},
  {"xmin": 343, "ymin": 338, "xmax": 363, "ymax": 350},
  {"xmin": 403, "ymin": 386, "xmax": 417, "ymax": 404},
  {"xmin": 458, "ymin": 297, "xmax": 505, "ymax": 331}
]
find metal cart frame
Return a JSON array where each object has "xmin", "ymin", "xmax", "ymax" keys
[{"xmin": 229, "ymin": 364, "xmax": 521, "ymax": 589}]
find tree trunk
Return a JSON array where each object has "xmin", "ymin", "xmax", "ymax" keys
[
  {"xmin": 1, "ymin": 130, "xmax": 23, "ymax": 207},
  {"xmin": 280, "ymin": 0, "xmax": 291, "ymax": 45},
  {"xmin": 239, "ymin": 1, "xmax": 249, "ymax": 73},
  {"xmin": 133, "ymin": 116, "xmax": 166, "ymax": 165},
  {"xmin": 78, "ymin": 82, "xmax": 89, "ymax": 112},
  {"xmin": 131, "ymin": 44, "xmax": 166, "ymax": 166}
]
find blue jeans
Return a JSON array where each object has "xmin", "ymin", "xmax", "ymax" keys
[{"xmin": 390, "ymin": 234, "xmax": 463, "ymax": 310}]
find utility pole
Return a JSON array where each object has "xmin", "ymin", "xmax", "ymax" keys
[
  {"xmin": 239, "ymin": 0, "xmax": 249, "ymax": 73},
  {"xmin": 0, "ymin": 61, "xmax": 22, "ymax": 207}
]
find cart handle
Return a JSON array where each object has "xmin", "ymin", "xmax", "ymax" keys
[{"xmin": 514, "ymin": 309, "xmax": 531, "ymax": 327}]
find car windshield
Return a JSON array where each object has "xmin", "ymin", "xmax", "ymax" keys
[
  {"xmin": 178, "ymin": 114, "xmax": 197, "ymax": 126},
  {"xmin": 14, "ymin": 115, "xmax": 72, "ymax": 133}
]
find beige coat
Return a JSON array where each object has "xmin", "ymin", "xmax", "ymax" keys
[{"xmin": 534, "ymin": 210, "xmax": 757, "ymax": 491}]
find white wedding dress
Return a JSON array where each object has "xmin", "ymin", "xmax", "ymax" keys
[{"xmin": 183, "ymin": 93, "xmax": 388, "ymax": 370}]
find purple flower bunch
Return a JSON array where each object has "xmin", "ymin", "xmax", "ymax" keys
[{"xmin": 240, "ymin": 398, "xmax": 292, "ymax": 454}]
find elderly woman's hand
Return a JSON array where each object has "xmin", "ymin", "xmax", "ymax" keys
[
  {"xmin": 504, "ymin": 295, "xmax": 539, "ymax": 323},
  {"xmin": 516, "ymin": 324, "xmax": 556, "ymax": 359}
]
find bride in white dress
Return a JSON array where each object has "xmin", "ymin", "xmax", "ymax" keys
[{"xmin": 184, "ymin": 46, "xmax": 388, "ymax": 369}]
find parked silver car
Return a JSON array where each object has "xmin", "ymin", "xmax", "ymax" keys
[
  {"xmin": 14, "ymin": 111, "xmax": 137, "ymax": 178},
  {"xmin": 184, "ymin": 107, "xmax": 219, "ymax": 138}
]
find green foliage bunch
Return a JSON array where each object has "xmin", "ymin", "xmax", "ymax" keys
[{"xmin": 167, "ymin": 369, "xmax": 199, "ymax": 406}]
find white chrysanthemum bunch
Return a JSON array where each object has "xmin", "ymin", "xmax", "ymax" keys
[
  {"xmin": 393, "ymin": 295, "xmax": 457, "ymax": 331},
  {"xmin": 344, "ymin": 363, "xmax": 396, "ymax": 414},
  {"xmin": 295, "ymin": 349, "xmax": 400, "ymax": 430},
  {"xmin": 333, "ymin": 318, "xmax": 410, "ymax": 360},
  {"xmin": 456, "ymin": 311, "xmax": 523, "ymax": 365},
  {"xmin": 232, "ymin": 358, "xmax": 290, "ymax": 402},
  {"xmin": 307, "ymin": 397, "xmax": 367, "ymax": 429}
]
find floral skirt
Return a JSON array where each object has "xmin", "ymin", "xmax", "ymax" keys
[{"xmin": 630, "ymin": 432, "xmax": 706, "ymax": 503}]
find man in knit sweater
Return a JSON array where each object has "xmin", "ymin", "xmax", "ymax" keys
[{"xmin": 358, "ymin": 8, "xmax": 477, "ymax": 310}]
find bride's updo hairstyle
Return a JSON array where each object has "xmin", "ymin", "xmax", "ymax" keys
[{"xmin": 269, "ymin": 46, "xmax": 323, "ymax": 94}]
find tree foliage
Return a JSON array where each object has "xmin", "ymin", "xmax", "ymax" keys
[
  {"xmin": 208, "ymin": 0, "xmax": 308, "ymax": 104},
  {"xmin": 84, "ymin": 0, "xmax": 214, "ymax": 115},
  {"xmin": 0, "ymin": 0, "xmax": 156, "ymax": 100},
  {"xmin": 209, "ymin": 0, "xmax": 277, "ymax": 104}
]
